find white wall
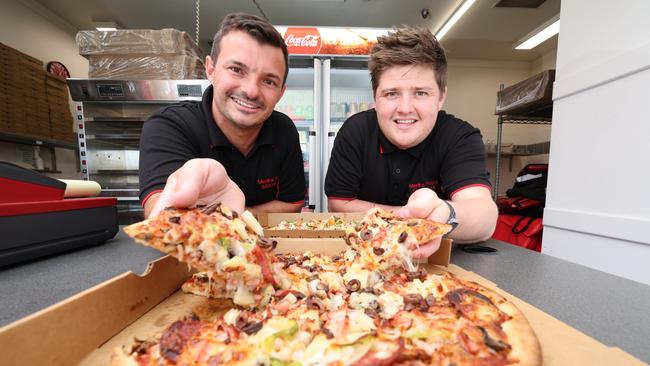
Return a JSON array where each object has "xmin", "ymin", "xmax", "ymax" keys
[
  {"xmin": 0, "ymin": 0, "xmax": 87, "ymax": 78},
  {"xmin": 0, "ymin": 0, "xmax": 87, "ymax": 179},
  {"xmin": 543, "ymin": 1, "xmax": 650, "ymax": 285}
]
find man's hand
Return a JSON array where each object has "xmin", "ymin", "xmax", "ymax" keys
[
  {"xmin": 148, "ymin": 159, "xmax": 245, "ymax": 218},
  {"xmin": 394, "ymin": 188, "xmax": 449, "ymax": 259}
]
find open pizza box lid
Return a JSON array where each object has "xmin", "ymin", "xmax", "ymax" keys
[
  {"xmin": 258, "ymin": 212, "xmax": 365, "ymax": 238},
  {"xmin": 0, "ymin": 238, "xmax": 645, "ymax": 366}
]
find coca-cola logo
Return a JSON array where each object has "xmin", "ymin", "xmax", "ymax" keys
[
  {"xmin": 285, "ymin": 34, "xmax": 320, "ymax": 47},
  {"xmin": 283, "ymin": 28, "xmax": 322, "ymax": 55}
]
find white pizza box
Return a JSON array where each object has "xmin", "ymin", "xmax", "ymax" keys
[
  {"xmin": 259, "ymin": 212, "xmax": 364, "ymax": 238},
  {"xmin": 0, "ymin": 238, "xmax": 644, "ymax": 366}
]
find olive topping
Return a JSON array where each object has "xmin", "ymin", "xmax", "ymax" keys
[
  {"xmin": 373, "ymin": 247, "xmax": 385, "ymax": 256},
  {"xmin": 344, "ymin": 232, "xmax": 360, "ymax": 246},
  {"xmin": 479, "ymin": 326, "xmax": 511, "ymax": 352},
  {"xmin": 241, "ymin": 321, "xmax": 263, "ymax": 335},
  {"xmin": 425, "ymin": 293, "xmax": 436, "ymax": 306},
  {"xmin": 317, "ymin": 281, "xmax": 329, "ymax": 293},
  {"xmin": 403, "ymin": 293, "xmax": 424, "ymax": 305},
  {"xmin": 200, "ymin": 202, "xmax": 221, "ymax": 215},
  {"xmin": 360, "ymin": 229, "xmax": 373, "ymax": 241},
  {"xmin": 398, "ymin": 231, "xmax": 408, "ymax": 243},
  {"xmin": 306, "ymin": 295, "xmax": 325, "ymax": 312},
  {"xmin": 257, "ymin": 237, "xmax": 277, "ymax": 252},
  {"xmin": 321, "ymin": 327, "xmax": 334, "ymax": 339},
  {"xmin": 364, "ymin": 308, "xmax": 379, "ymax": 319},
  {"xmin": 346, "ymin": 279, "xmax": 361, "ymax": 293},
  {"xmin": 168, "ymin": 216, "xmax": 181, "ymax": 224}
]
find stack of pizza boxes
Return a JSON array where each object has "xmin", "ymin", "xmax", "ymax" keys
[
  {"xmin": 75, "ymin": 28, "xmax": 206, "ymax": 80},
  {"xmin": 46, "ymin": 73, "xmax": 75, "ymax": 142},
  {"xmin": 0, "ymin": 42, "xmax": 73, "ymax": 142}
]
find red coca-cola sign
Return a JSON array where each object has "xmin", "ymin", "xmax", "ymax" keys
[{"xmin": 283, "ymin": 28, "xmax": 322, "ymax": 55}]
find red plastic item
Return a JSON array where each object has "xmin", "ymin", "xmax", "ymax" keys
[{"xmin": 492, "ymin": 214, "xmax": 543, "ymax": 252}]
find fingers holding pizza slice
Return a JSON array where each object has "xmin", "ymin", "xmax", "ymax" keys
[{"xmin": 344, "ymin": 207, "xmax": 452, "ymax": 272}]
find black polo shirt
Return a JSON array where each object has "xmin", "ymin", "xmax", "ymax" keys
[
  {"xmin": 139, "ymin": 85, "xmax": 306, "ymax": 207},
  {"xmin": 325, "ymin": 109, "xmax": 490, "ymax": 206}
]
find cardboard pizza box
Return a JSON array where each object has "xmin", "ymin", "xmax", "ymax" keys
[
  {"xmin": 0, "ymin": 238, "xmax": 645, "ymax": 366},
  {"xmin": 258, "ymin": 212, "xmax": 364, "ymax": 238}
]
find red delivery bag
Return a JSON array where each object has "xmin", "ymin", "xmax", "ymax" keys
[{"xmin": 492, "ymin": 214, "xmax": 543, "ymax": 252}]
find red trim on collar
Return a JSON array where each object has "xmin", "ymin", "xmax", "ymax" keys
[
  {"xmin": 449, "ymin": 184, "xmax": 491, "ymax": 199},
  {"xmin": 379, "ymin": 145, "xmax": 384, "ymax": 154},
  {"xmin": 141, "ymin": 189, "xmax": 164, "ymax": 208},
  {"xmin": 328, "ymin": 196, "xmax": 356, "ymax": 201}
]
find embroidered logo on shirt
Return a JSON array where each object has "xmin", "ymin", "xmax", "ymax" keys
[
  {"xmin": 257, "ymin": 176, "xmax": 279, "ymax": 190},
  {"xmin": 408, "ymin": 180, "xmax": 438, "ymax": 193}
]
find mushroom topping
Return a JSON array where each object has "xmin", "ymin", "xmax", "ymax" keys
[
  {"xmin": 446, "ymin": 289, "xmax": 494, "ymax": 308},
  {"xmin": 406, "ymin": 268, "xmax": 428, "ymax": 281}
]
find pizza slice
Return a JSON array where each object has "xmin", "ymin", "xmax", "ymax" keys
[
  {"xmin": 344, "ymin": 207, "xmax": 452, "ymax": 272},
  {"xmin": 123, "ymin": 203, "xmax": 279, "ymax": 307}
]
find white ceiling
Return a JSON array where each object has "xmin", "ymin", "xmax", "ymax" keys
[{"xmin": 28, "ymin": 0, "xmax": 561, "ymax": 61}]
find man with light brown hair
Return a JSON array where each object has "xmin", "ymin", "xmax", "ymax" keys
[{"xmin": 326, "ymin": 26, "xmax": 497, "ymax": 257}]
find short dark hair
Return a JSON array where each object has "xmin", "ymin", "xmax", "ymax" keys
[
  {"xmin": 210, "ymin": 12, "xmax": 289, "ymax": 85},
  {"xmin": 369, "ymin": 26, "xmax": 447, "ymax": 94}
]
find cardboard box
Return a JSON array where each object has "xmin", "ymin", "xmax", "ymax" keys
[
  {"xmin": 0, "ymin": 238, "xmax": 645, "ymax": 366},
  {"xmin": 259, "ymin": 212, "xmax": 364, "ymax": 238}
]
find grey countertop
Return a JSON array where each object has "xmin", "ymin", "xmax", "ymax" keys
[{"xmin": 1, "ymin": 230, "xmax": 649, "ymax": 363}]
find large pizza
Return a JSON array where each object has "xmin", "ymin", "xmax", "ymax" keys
[{"xmin": 119, "ymin": 204, "xmax": 541, "ymax": 365}]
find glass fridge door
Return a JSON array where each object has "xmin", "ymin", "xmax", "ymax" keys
[
  {"xmin": 322, "ymin": 58, "xmax": 373, "ymax": 211},
  {"xmin": 276, "ymin": 57, "xmax": 318, "ymax": 210}
]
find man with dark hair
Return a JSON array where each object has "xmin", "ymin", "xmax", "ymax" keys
[
  {"xmin": 139, "ymin": 13, "xmax": 305, "ymax": 218},
  {"xmin": 325, "ymin": 26, "xmax": 497, "ymax": 257}
]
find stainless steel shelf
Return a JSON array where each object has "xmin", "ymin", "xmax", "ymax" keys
[
  {"xmin": 493, "ymin": 83, "xmax": 552, "ymax": 200},
  {"xmin": 0, "ymin": 132, "xmax": 77, "ymax": 150}
]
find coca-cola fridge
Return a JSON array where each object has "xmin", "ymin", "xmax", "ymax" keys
[{"xmin": 275, "ymin": 27, "xmax": 388, "ymax": 212}]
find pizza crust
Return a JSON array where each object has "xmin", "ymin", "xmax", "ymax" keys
[
  {"xmin": 110, "ymin": 347, "xmax": 138, "ymax": 366},
  {"xmin": 499, "ymin": 301, "xmax": 543, "ymax": 366}
]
